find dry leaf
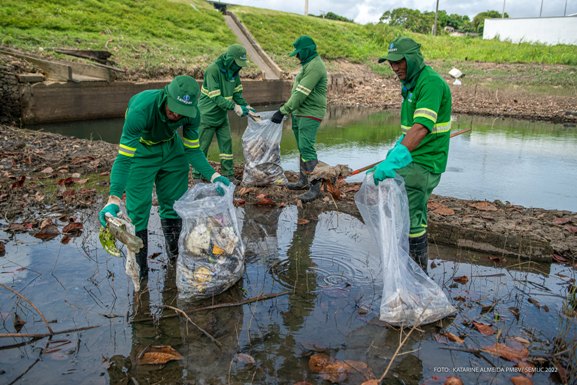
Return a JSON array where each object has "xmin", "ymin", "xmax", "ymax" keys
[
  {"xmin": 61, "ymin": 235, "xmax": 72, "ymax": 245},
  {"xmin": 527, "ymin": 297, "xmax": 542, "ymax": 308},
  {"xmin": 469, "ymin": 201, "xmax": 498, "ymax": 211},
  {"xmin": 40, "ymin": 218, "xmax": 53, "ymax": 229},
  {"xmin": 13, "ymin": 313, "xmax": 25, "ymax": 332},
  {"xmin": 361, "ymin": 381, "xmax": 379, "ymax": 385},
  {"xmin": 509, "ymin": 307, "xmax": 520, "ymax": 320},
  {"xmin": 233, "ymin": 353, "xmax": 256, "ymax": 367},
  {"xmin": 40, "ymin": 167, "xmax": 54, "ymax": 174},
  {"xmin": 510, "ymin": 376, "xmax": 533, "ymax": 385},
  {"xmin": 34, "ymin": 224, "xmax": 59, "ymax": 241},
  {"xmin": 552, "ymin": 254, "xmax": 568, "ymax": 263},
  {"xmin": 472, "ymin": 321, "xmax": 495, "ymax": 335},
  {"xmin": 255, "ymin": 197, "xmax": 275, "ymax": 206},
  {"xmin": 297, "ymin": 218, "xmax": 310, "ymax": 225},
  {"xmin": 11, "ymin": 176, "xmax": 26, "ymax": 189},
  {"xmin": 233, "ymin": 198, "xmax": 246, "ymax": 206},
  {"xmin": 453, "ymin": 275, "xmax": 469, "ymax": 284},
  {"xmin": 429, "ymin": 202, "xmax": 455, "ymax": 216},
  {"xmin": 237, "ymin": 187, "xmax": 253, "ymax": 196},
  {"xmin": 482, "ymin": 343, "xmax": 529, "ymax": 362},
  {"xmin": 444, "ymin": 376, "xmax": 464, "ymax": 385},
  {"xmin": 0, "ymin": 242, "xmax": 5, "ymax": 257},
  {"xmin": 138, "ymin": 345, "xmax": 183, "ymax": 365},
  {"xmin": 62, "ymin": 222, "xmax": 83, "ymax": 235},
  {"xmin": 442, "ymin": 332, "xmax": 465, "ymax": 344}
]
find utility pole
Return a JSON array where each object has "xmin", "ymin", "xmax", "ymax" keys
[
  {"xmin": 432, "ymin": 0, "xmax": 440, "ymax": 35},
  {"xmin": 564, "ymin": 0, "xmax": 568, "ymax": 16},
  {"xmin": 304, "ymin": 0, "xmax": 309, "ymax": 16},
  {"xmin": 502, "ymin": 0, "xmax": 506, "ymax": 18},
  {"xmin": 539, "ymin": 0, "xmax": 544, "ymax": 17}
]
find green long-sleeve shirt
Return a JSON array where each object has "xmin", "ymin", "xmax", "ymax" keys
[
  {"xmin": 109, "ymin": 88, "xmax": 215, "ymax": 198},
  {"xmin": 198, "ymin": 53, "xmax": 247, "ymax": 126},
  {"xmin": 280, "ymin": 55, "xmax": 327, "ymax": 120}
]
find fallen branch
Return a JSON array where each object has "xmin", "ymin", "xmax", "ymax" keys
[
  {"xmin": 0, "ymin": 282, "xmax": 54, "ymax": 335},
  {"xmin": 0, "ymin": 325, "xmax": 99, "ymax": 340},
  {"xmin": 164, "ymin": 305, "xmax": 222, "ymax": 349}
]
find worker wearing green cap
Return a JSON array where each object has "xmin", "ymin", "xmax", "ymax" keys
[
  {"xmin": 194, "ymin": 44, "xmax": 254, "ymax": 184},
  {"xmin": 98, "ymin": 75, "xmax": 230, "ymax": 281},
  {"xmin": 370, "ymin": 36, "xmax": 452, "ymax": 273},
  {"xmin": 271, "ymin": 35, "xmax": 327, "ymax": 203}
]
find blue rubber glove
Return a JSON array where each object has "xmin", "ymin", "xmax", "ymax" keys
[
  {"xmin": 213, "ymin": 175, "xmax": 231, "ymax": 196},
  {"xmin": 369, "ymin": 143, "xmax": 413, "ymax": 185},
  {"xmin": 99, "ymin": 203, "xmax": 120, "ymax": 227}
]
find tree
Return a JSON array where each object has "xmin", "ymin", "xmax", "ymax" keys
[
  {"xmin": 379, "ymin": 8, "xmax": 434, "ymax": 34},
  {"xmin": 315, "ymin": 11, "xmax": 353, "ymax": 22},
  {"xmin": 472, "ymin": 10, "xmax": 509, "ymax": 33}
]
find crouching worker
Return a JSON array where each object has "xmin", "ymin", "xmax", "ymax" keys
[
  {"xmin": 271, "ymin": 35, "xmax": 327, "ymax": 203},
  {"xmin": 99, "ymin": 75, "xmax": 230, "ymax": 281},
  {"xmin": 371, "ymin": 37, "xmax": 452, "ymax": 273}
]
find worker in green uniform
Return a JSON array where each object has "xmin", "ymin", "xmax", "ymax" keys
[
  {"xmin": 194, "ymin": 44, "xmax": 254, "ymax": 184},
  {"xmin": 371, "ymin": 37, "xmax": 452, "ymax": 273},
  {"xmin": 98, "ymin": 75, "xmax": 230, "ymax": 281},
  {"xmin": 271, "ymin": 35, "xmax": 327, "ymax": 203}
]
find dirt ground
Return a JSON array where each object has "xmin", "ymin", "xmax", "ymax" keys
[{"xmin": 0, "ymin": 60, "xmax": 576, "ymax": 263}]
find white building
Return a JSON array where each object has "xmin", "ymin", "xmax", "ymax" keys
[{"xmin": 483, "ymin": 16, "xmax": 577, "ymax": 45}]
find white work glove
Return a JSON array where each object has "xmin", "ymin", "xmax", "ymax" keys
[{"xmin": 233, "ymin": 104, "xmax": 244, "ymax": 117}]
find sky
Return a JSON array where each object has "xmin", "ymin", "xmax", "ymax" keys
[{"xmin": 219, "ymin": 0, "xmax": 577, "ymax": 24}]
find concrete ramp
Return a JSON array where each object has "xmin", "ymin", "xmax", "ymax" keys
[{"xmin": 224, "ymin": 13, "xmax": 282, "ymax": 80}]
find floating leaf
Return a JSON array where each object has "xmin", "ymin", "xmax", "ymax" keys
[
  {"xmin": 444, "ymin": 376, "xmax": 464, "ymax": 385},
  {"xmin": 297, "ymin": 218, "xmax": 310, "ymax": 225},
  {"xmin": 482, "ymin": 343, "xmax": 528, "ymax": 362},
  {"xmin": 453, "ymin": 275, "xmax": 469, "ymax": 284},
  {"xmin": 442, "ymin": 332, "xmax": 465, "ymax": 344},
  {"xmin": 34, "ymin": 224, "xmax": 60, "ymax": 240},
  {"xmin": 510, "ymin": 376, "xmax": 533, "ymax": 385},
  {"xmin": 14, "ymin": 313, "xmax": 25, "ymax": 332},
  {"xmin": 138, "ymin": 345, "xmax": 183, "ymax": 365},
  {"xmin": 62, "ymin": 222, "xmax": 83, "ymax": 235},
  {"xmin": 552, "ymin": 254, "xmax": 568, "ymax": 264},
  {"xmin": 509, "ymin": 307, "xmax": 520, "ymax": 320},
  {"xmin": 472, "ymin": 321, "xmax": 495, "ymax": 335},
  {"xmin": 469, "ymin": 201, "xmax": 497, "ymax": 211},
  {"xmin": 0, "ymin": 242, "xmax": 5, "ymax": 257}
]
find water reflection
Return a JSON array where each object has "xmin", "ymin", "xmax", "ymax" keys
[{"xmin": 27, "ymin": 106, "xmax": 577, "ymax": 211}]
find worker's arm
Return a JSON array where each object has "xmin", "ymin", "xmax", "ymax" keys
[{"xmin": 401, "ymin": 123, "xmax": 429, "ymax": 151}]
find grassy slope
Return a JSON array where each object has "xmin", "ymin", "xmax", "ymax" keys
[{"xmin": 1, "ymin": 0, "xmax": 576, "ymax": 90}]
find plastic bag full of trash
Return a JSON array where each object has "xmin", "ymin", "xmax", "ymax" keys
[
  {"xmin": 241, "ymin": 110, "xmax": 288, "ymax": 187},
  {"xmin": 173, "ymin": 182, "xmax": 245, "ymax": 299},
  {"xmin": 354, "ymin": 174, "xmax": 456, "ymax": 326}
]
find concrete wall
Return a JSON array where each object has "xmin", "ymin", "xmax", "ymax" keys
[
  {"xmin": 20, "ymin": 79, "xmax": 293, "ymax": 124},
  {"xmin": 483, "ymin": 17, "xmax": 577, "ymax": 45}
]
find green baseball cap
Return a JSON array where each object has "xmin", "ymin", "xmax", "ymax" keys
[
  {"xmin": 289, "ymin": 35, "xmax": 316, "ymax": 57},
  {"xmin": 378, "ymin": 37, "xmax": 421, "ymax": 63},
  {"xmin": 165, "ymin": 75, "xmax": 200, "ymax": 118},
  {"xmin": 227, "ymin": 44, "xmax": 248, "ymax": 67}
]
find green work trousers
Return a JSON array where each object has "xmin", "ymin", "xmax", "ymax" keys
[
  {"xmin": 125, "ymin": 136, "xmax": 189, "ymax": 232},
  {"xmin": 194, "ymin": 118, "xmax": 234, "ymax": 178},
  {"xmin": 397, "ymin": 162, "xmax": 442, "ymax": 238},
  {"xmin": 292, "ymin": 116, "xmax": 320, "ymax": 162}
]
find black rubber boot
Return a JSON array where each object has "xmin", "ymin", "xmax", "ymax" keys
[
  {"xmin": 299, "ymin": 179, "xmax": 321, "ymax": 203},
  {"xmin": 409, "ymin": 233, "xmax": 428, "ymax": 273},
  {"xmin": 287, "ymin": 159, "xmax": 308, "ymax": 190},
  {"xmin": 135, "ymin": 229, "xmax": 149, "ymax": 281},
  {"xmin": 161, "ymin": 218, "xmax": 182, "ymax": 261}
]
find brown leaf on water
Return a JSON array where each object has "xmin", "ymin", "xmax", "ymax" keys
[
  {"xmin": 469, "ymin": 201, "xmax": 498, "ymax": 211},
  {"xmin": 527, "ymin": 297, "xmax": 542, "ymax": 309},
  {"xmin": 137, "ymin": 345, "xmax": 183, "ymax": 365},
  {"xmin": 297, "ymin": 218, "xmax": 310, "ymax": 225},
  {"xmin": 233, "ymin": 198, "xmax": 246, "ymax": 206},
  {"xmin": 34, "ymin": 224, "xmax": 60, "ymax": 241},
  {"xmin": 13, "ymin": 313, "xmax": 25, "ymax": 332},
  {"xmin": 40, "ymin": 218, "xmax": 53, "ymax": 229},
  {"xmin": 308, "ymin": 354, "xmax": 373, "ymax": 382},
  {"xmin": 510, "ymin": 376, "xmax": 533, "ymax": 385},
  {"xmin": 489, "ymin": 256, "xmax": 502, "ymax": 263},
  {"xmin": 444, "ymin": 376, "xmax": 464, "ymax": 385},
  {"xmin": 472, "ymin": 321, "xmax": 495, "ymax": 335},
  {"xmin": 309, "ymin": 353, "xmax": 331, "ymax": 373},
  {"xmin": 61, "ymin": 235, "xmax": 72, "ymax": 245},
  {"xmin": 482, "ymin": 343, "xmax": 528, "ymax": 362},
  {"xmin": 453, "ymin": 275, "xmax": 469, "ymax": 284},
  {"xmin": 62, "ymin": 222, "xmax": 83, "ymax": 235},
  {"xmin": 509, "ymin": 307, "xmax": 520, "ymax": 320},
  {"xmin": 233, "ymin": 353, "xmax": 256, "ymax": 367},
  {"xmin": 552, "ymin": 254, "xmax": 568, "ymax": 264},
  {"xmin": 0, "ymin": 241, "xmax": 5, "ymax": 256},
  {"xmin": 442, "ymin": 332, "xmax": 465, "ymax": 344}
]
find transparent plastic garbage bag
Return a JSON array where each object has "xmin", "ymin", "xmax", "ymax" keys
[
  {"xmin": 354, "ymin": 174, "xmax": 456, "ymax": 326},
  {"xmin": 173, "ymin": 183, "xmax": 245, "ymax": 299},
  {"xmin": 241, "ymin": 110, "xmax": 288, "ymax": 187}
]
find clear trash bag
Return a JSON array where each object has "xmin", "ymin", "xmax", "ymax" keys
[
  {"xmin": 241, "ymin": 110, "xmax": 288, "ymax": 187},
  {"xmin": 173, "ymin": 183, "xmax": 245, "ymax": 299},
  {"xmin": 354, "ymin": 174, "xmax": 456, "ymax": 326}
]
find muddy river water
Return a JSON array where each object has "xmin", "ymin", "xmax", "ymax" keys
[{"xmin": 1, "ymin": 108, "xmax": 575, "ymax": 384}]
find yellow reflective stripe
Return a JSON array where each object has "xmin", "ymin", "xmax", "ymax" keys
[
  {"xmin": 201, "ymin": 86, "xmax": 221, "ymax": 98},
  {"xmin": 296, "ymin": 84, "xmax": 311, "ymax": 95},
  {"xmin": 409, "ymin": 229, "xmax": 427, "ymax": 238},
  {"xmin": 139, "ymin": 133, "xmax": 176, "ymax": 146},
  {"xmin": 183, "ymin": 137, "xmax": 199, "ymax": 149},
  {"xmin": 431, "ymin": 121, "xmax": 451, "ymax": 134},
  {"xmin": 401, "ymin": 125, "xmax": 411, "ymax": 133},
  {"xmin": 219, "ymin": 153, "xmax": 234, "ymax": 160},
  {"xmin": 118, "ymin": 144, "xmax": 136, "ymax": 157},
  {"xmin": 413, "ymin": 108, "xmax": 437, "ymax": 123},
  {"xmin": 234, "ymin": 84, "xmax": 243, "ymax": 93}
]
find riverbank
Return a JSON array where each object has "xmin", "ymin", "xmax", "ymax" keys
[{"xmin": 1, "ymin": 123, "xmax": 575, "ymax": 263}]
